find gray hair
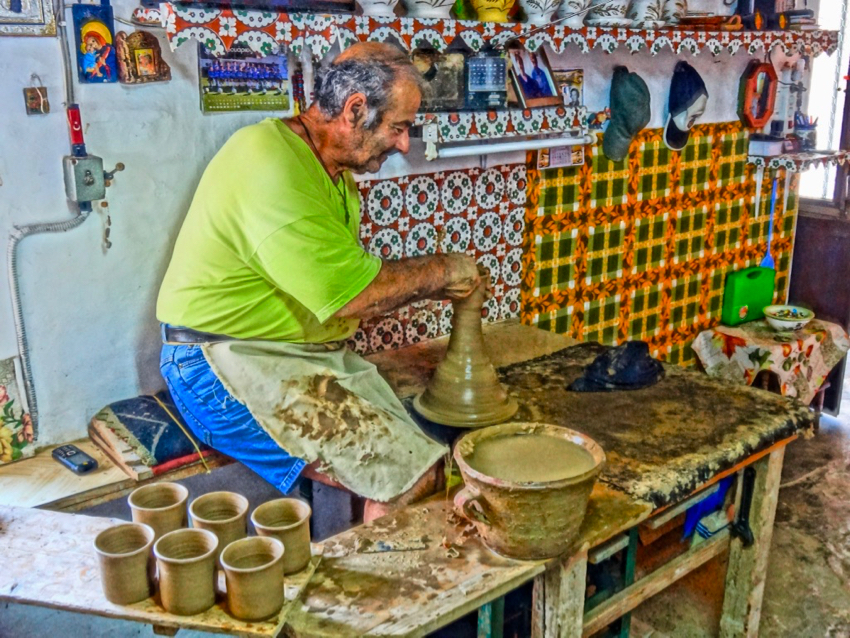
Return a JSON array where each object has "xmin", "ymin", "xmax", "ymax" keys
[{"xmin": 314, "ymin": 48, "xmax": 421, "ymax": 130}]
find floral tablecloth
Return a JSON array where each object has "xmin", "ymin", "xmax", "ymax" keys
[{"xmin": 691, "ymin": 319, "xmax": 850, "ymax": 405}]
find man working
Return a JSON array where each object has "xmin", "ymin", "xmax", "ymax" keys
[{"xmin": 157, "ymin": 43, "xmax": 482, "ymax": 521}]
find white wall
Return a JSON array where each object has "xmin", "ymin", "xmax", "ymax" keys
[{"xmin": 0, "ymin": 1, "xmax": 751, "ymax": 446}]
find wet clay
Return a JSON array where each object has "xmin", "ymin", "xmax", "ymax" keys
[
  {"xmin": 465, "ymin": 433, "xmax": 596, "ymax": 483},
  {"xmin": 414, "ymin": 284, "xmax": 517, "ymax": 427}
]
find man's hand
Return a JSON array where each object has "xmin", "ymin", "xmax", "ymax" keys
[{"xmin": 442, "ymin": 254, "xmax": 487, "ymax": 300}]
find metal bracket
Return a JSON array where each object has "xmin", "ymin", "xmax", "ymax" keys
[{"xmin": 730, "ymin": 466, "xmax": 756, "ymax": 547}]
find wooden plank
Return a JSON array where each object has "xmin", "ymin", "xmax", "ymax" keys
[
  {"xmin": 644, "ymin": 483, "xmax": 720, "ymax": 530},
  {"xmin": 47, "ymin": 453, "xmax": 232, "ymax": 512},
  {"xmin": 531, "ymin": 551, "xmax": 588, "ymax": 638},
  {"xmin": 0, "ymin": 439, "xmax": 129, "ymax": 509},
  {"xmin": 0, "ymin": 505, "xmax": 321, "ymax": 637},
  {"xmin": 88, "ymin": 423, "xmax": 154, "ymax": 481},
  {"xmin": 588, "ymin": 534, "xmax": 628, "ymax": 565},
  {"xmin": 719, "ymin": 447, "xmax": 786, "ymax": 638},
  {"xmin": 582, "ymin": 529, "xmax": 731, "ymax": 637}
]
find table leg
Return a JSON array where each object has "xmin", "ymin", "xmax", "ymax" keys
[
  {"xmin": 719, "ymin": 447, "xmax": 785, "ymax": 638},
  {"xmin": 531, "ymin": 550, "xmax": 588, "ymax": 638},
  {"xmin": 477, "ymin": 596, "xmax": 505, "ymax": 638}
]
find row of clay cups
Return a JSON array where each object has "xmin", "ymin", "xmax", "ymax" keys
[{"xmin": 94, "ymin": 483, "xmax": 312, "ymax": 620}]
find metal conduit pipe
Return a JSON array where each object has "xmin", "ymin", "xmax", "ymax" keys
[
  {"xmin": 6, "ymin": 0, "xmax": 90, "ymax": 433},
  {"xmin": 8, "ymin": 209, "xmax": 89, "ymax": 431}
]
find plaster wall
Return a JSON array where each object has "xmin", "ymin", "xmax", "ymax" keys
[{"xmin": 0, "ymin": 0, "xmax": 753, "ymax": 446}]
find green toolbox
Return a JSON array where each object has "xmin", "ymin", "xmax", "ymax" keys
[{"xmin": 721, "ymin": 267, "xmax": 776, "ymax": 326}]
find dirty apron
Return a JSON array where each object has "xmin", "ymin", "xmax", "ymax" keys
[{"xmin": 201, "ymin": 340, "xmax": 448, "ymax": 503}]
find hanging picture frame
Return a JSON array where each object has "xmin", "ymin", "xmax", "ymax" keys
[
  {"xmin": 506, "ymin": 47, "xmax": 562, "ymax": 109},
  {"xmin": 0, "ymin": 0, "xmax": 56, "ymax": 36},
  {"xmin": 72, "ymin": 4, "xmax": 118, "ymax": 84},
  {"xmin": 115, "ymin": 30, "xmax": 171, "ymax": 84}
]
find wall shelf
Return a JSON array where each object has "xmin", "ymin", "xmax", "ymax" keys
[
  {"xmin": 747, "ymin": 150, "xmax": 850, "ymax": 173},
  {"xmin": 163, "ymin": 5, "xmax": 839, "ymax": 60},
  {"xmin": 415, "ymin": 106, "xmax": 591, "ymax": 160}
]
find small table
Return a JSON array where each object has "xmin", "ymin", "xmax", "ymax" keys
[{"xmin": 692, "ymin": 318, "xmax": 850, "ymax": 405}]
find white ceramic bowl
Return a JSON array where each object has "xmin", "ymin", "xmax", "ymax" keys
[{"xmin": 763, "ymin": 305, "xmax": 815, "ymax": 332}]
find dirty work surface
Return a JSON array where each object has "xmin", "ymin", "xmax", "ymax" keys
[
  {"xmin": 284, "ymin": 484, "xmax": 650, "ymax": 637},
  {"xmin": 0, "ymin": 505, "xmax": 321, "ymax": 636},
  {"xmin": 498, "ymin": 342, "xmax": 815, "ymax": 508}
]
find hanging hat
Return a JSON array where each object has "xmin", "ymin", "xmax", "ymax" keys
[
  {"xmin": 602, "ymin": 66, "xmax": 651, "ymax": 163},
  {"xmin": 664, "ymin": 61, "xmax": 709, "ymax": 151}
]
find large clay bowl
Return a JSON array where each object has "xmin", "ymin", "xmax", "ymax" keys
[{"xmin": 453, "ymin": 422, "xmax": 605, "ymax": 560}]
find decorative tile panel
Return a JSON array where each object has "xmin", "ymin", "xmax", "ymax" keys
[
  {"xmin": 524, "ymin": 121, "xmax": 799, "ymax": 364},
  {"xmin": 350, "ymin": 164, "xmax": 524, "ymax": 354},
  {"xmin": 163, "ymin": 5, "xmax": 840, "ymax": 60}
]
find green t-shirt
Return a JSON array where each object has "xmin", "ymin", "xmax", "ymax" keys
[{"xmin": 156, "ymin": 118, "xmax": 381, "ymax": 343}]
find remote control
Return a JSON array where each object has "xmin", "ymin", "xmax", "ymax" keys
[{"xmin": 52, "ymin": 444, "xmax": 98, "ymax": 475}]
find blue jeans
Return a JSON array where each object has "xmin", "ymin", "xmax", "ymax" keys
[{"xmin": 160, "ymin": 334, "xmax": 306, "ymax": 494}]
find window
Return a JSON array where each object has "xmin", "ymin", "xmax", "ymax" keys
[{"xmin": 799, "ymin": 0, "xmax": 850, "ymax": 212}]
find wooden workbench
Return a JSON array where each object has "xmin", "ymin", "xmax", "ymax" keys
[{"xmin": 0, "ymin": 321, "xmax": 816, "ymax": 636}]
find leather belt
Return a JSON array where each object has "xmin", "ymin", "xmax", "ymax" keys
[{"xmin": 162, "ymin": 325, "xmax": 233, "ymax": 344}]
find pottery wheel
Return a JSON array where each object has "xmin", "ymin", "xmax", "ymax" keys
[{"xmin": 413, "ymin": 284, "xmax": 518, "ymax": 428}]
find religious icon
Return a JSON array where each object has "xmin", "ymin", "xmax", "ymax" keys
[
  {"xmin": 135, "ymin": 49, "xmax": 156, "ymax": 77},
  {"xmin": 72, "ymin": 4, "xmax": 118, "ymax": 84},
  {"xmin": 115, "ymin": 31, "xmax": 171, "ymax": 84}
]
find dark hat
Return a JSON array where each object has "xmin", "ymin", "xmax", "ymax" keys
[
  {"xmin": 568, "ymin": 341, "xmax": 664, "ymax": 392},
  {"xmin": 602, "ymin": 66, "xmax": 651, "ymax": 163},
  {"xmin": 664, "ymin": 61, "xmax": 709, "ymax": 151}
]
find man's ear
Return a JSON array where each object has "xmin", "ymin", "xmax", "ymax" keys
[{"xmin": 342, "ymin": 92, "xmax": 368, "ymax": 128}]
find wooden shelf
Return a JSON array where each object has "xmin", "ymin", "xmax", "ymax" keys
[
  {"xmin": 747, "ymin": 149, "xmax": 850, "ymax": 173},
  {"xmin": 163, "ymin": 5, "xmax": 839, "ymax": 60}
]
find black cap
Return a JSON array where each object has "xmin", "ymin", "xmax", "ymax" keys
[{"xmin": 664, "ymin": 61, "xmax": 709, "ymax": 151}]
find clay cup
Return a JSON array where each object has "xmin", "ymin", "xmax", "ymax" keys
[
  {"xmin": 220, "ymin": 536, "xmax": 286, "ymax": 621},
  {"xmin": 153, "ymin": 528, "xmax": 219, "ymax": 616},
  {"xmin": 189, "ymin": 491, "xmax": 249, "ymax": 563},
  {"xmin": 251, "ymin": 499, "xmax": 312, "ymax": 574},
  {"xmin": 128, "ymin": 482, "xmax": 189, "ymax": 540},
  {"xmin": 93, "ymin": 522, "xmax": 155, "ymax": 605}
]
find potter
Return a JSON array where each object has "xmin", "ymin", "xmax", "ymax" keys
[{"xmin": 156, "ymin": 42, "xmax": 493, "ymax": 524}]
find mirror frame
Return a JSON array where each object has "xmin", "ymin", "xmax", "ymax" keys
[{"xmin": 738, "ymin": 60, "xmax": 778, "ymax": 130}]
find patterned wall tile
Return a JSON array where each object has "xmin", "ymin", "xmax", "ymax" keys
[
  {"xmin": 350, "ymin": 163, "xmax": 525, "ymax": 355},
  {"xmin": 522, "ymin": 121, "xmax": 799, "ymax": 363}
]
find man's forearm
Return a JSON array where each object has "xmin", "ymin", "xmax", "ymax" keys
[{"xmin": 335, "ymin": 255, "xmax": 452, "ymax": 320}]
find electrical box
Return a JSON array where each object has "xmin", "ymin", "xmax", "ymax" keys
[{"xmin": 63, "ymin": 155, "xmax": 105, "ymax": 202}]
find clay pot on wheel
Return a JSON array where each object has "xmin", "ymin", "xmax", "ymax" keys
[
  {"xmin": 154, "ymin": 528, "xmax": 219, "ymax": 615},
  {"xmin": 414, "ymin": 284, "xmax": 517, "ymax": 428},
  {"xmin": 221, "ymin": 536, "xmax": 286, "ymax": 621},
  {"xmin": 251, "ymin": 499, "xmax": 312, "ymax": 574},
  {"xmin": 128, "ymin": 482, "xmax": 189, "ymax": 541},
  {"xmin": 93, "ymin": 523, "xmax": 155, "ymax": 605},
  {"xmin": 453, "ymin": 422, "xmax": 605, "ymax": 560},
  {"xmin": 189, "ymin": 491, "xmax": 249, "ymax": 564}
]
